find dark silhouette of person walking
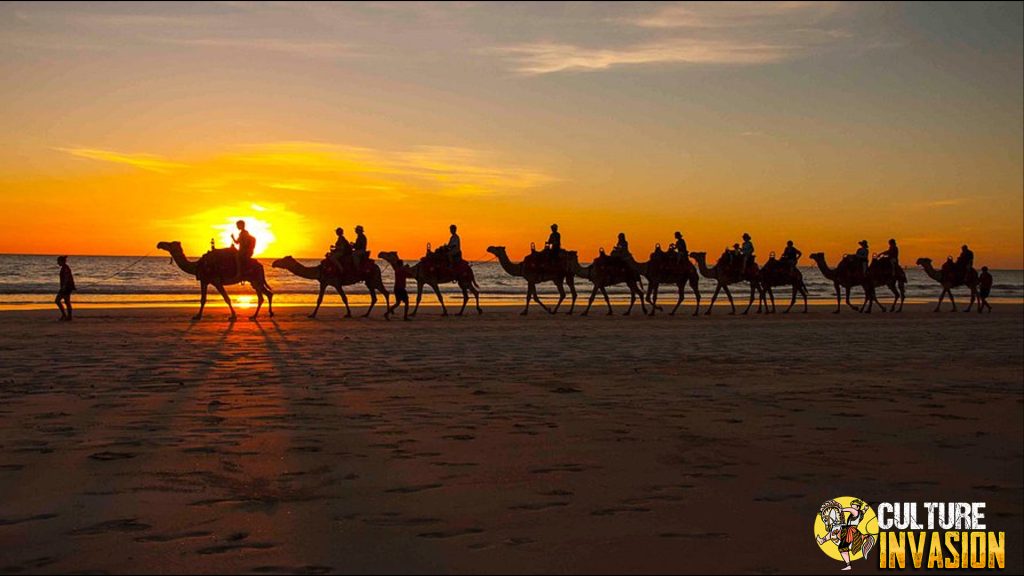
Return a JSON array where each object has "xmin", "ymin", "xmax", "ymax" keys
[
  {"xmin": 387, "ymin": 254, "xmax": 412, "ymax": 321},
  {"xmin": 978, "ymin": 266, "xmax": 993, "ymax": 313},
  {"xmin": 56, "ymin": 255, "xmax": 75, "ymax": 321}
]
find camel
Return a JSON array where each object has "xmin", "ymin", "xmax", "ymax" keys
[
  {"xmin": 808, "ymin": 253, "xmax": 904, "ymax": 313},
  {"xmin": 916, "ymin": 257, "xmax": 978, "ymax": 312},
  {"xmin": 156, "ymin": 241, "xmax": 273, "ymax": 321},
  {"xmin": 272, "ymin": 256, "xmax": 390, "ymax": 319},
  {"xmin": 757, "ymin": 257, "xmax": 809, "ymax": 313},
  {"xmin": 486, "ymin": 246, "xmax": 579, "ymax": 315},
  {"xmin": 572, "ymin": 253, "xmax": 647, "ymax": 316},
  {"xmin": 689, "ymin": 251, "xmax": 763, "ymax": 315},
  {"xmin": 634, "ymin": 248, "xmax": 701, "ymax": 316},
  {"xmin": 377, "ymin": 251, "xmax": 482, "ymax": 317}
]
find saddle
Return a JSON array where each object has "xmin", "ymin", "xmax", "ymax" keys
[
  {"xmin": 322, "ymin": 254, "xmax": 375, "ymax": 279},
  {"xmin": 198, "ymin": 247, "xmax": 260, "ymax": 280},
  {"xmin": 420, "ymin": 248, "xmax": 470, "ymax": 278},
  {"xmin": 524, "ymin": 248, "xmax": 568, "ymax": 274}
]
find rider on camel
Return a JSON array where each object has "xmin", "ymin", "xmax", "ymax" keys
[
  {"xmin": 545, "ymin": 224, "xmax": 561, "ymax": 262},
  {"xmin": 231, "ymin": 220, "xmax": 255, "ymax": 279},
  {"xmin": 353, "ymin": 225, "xmax": 368, "ymax": 271},
  {"xmin": 780, "ymin": 240, "xmax": 802, "ymax": 270},
  {"xmin": 610, "ymin": 232, "xmax": 631, "ymax": 260},
  {"xmin": 876, "ymin": 238, "xmax": 899, "ymax": 275},
  {"xmin": 854, "ymin": 240, "xmax": 870, "ymax": 277},
  {"xmin": 671, "ymin": 231, "xmax": 688, "ymax": 266},
  {"xmin": 329, "ymin": 227, "xmax": 351, "ymax": 275},
  {"xmin": 739, "ymin": 233, "xmax": 754, "ymax": 272},
  {"xmin": 447, "ymin": 224, "xmax": 462, "ymax": 267},
  {"xmin": 955, "ymin": 244, "xmax": 974, "ymax": 281}
]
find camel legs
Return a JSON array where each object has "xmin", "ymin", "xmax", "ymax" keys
[
  {"xmin": 364, "ymin": 287, "xmax": 378, "ymax": 318},
  {"xmin": 601, "ymin": 287, "xmax": 613, "ymax": 315},
  {"xmin": 689, "ymin": 277, "xmax": 701, "ymax": 316},
  {"xmin": 706, "ymin": 283, "xmax": 734, "ymax": 315},
  {"xmin": 471, "ymin": 283, "xmax": 483, "ymax": 314},
  {"xmin": 309, "ymin": 283, "xmax": 327, "ymax": 318},
  {"xmin": 251, "ymin": 288, "xmax": 263, "ymax": 320},
  {"xmin": 194, "ymin": 282, "xmax": 209, "ymax": 321},
  {"xmin": 742, "ymin": 283, "xmax": 756, "ymax": 315},
  {"xmin": 648, "ymin": 282, "xmax": 660, "ymax": 316},
  {"xmin": 432, "ymin": 283, "xmax": 449, "ymax": 316},
  {"xmin": 566, "ymin": 278, "xmax": 578, "ymax": 315},
  {"xmin": 264, "ymin": 286, "xmax": 274, "ymax": 317},
  {"xmin": 213, "ymin": 283, "xmax": 236, "ymax": 321},
  {"xmin": 551, "ymin": 280, "xmax": 566, "ymax": 314},
  {"xmin": 965, "ymin": 289, "xmax": 976, "ymax": 312},
  {"xmin": 670, "ymin": 283, "xmax": 685, "ymax": 316},
  {"xmin": 336, "ymin": 285, "xmax": 353, "ymax": 318},
  {"xmin": 583, "ymin": 284, "xmax": 613, "ymax": 316}
]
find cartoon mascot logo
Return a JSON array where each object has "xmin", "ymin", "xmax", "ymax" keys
[{"xmin": 814, "ymin": 496, "xmax": 878, "ymax": 571}]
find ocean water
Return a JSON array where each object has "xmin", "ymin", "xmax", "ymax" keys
[{"xmin": 1, "ymin": 254, "xmax": 1020, "ymax": 308}]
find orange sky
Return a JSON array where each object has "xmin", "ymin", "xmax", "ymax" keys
[{"xmin": 1, "ymin": 2, "xmax": 1022, "ymax": 267}]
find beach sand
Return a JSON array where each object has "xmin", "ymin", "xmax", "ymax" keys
[{"xmin": 0, "ymin": 304, "xmax": 1021, "ymax": 574}]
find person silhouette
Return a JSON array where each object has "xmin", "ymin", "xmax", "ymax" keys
[
  {"xmin": 978, "ymin": 266, "xmax": 993, "ymax": 313},
  {"xmin": 447, "ymin": 224, "xmax": 462, "ymax": 266},
  {"xmin": 739, "ymin": 233, "xmax": 754, "ymax": 272},
  {"xmin": 781, "ymin": 240, "xmax": 802, "ymax": 270},
  {"xmin": 329, "ymin": 227, "xmax": 351, "ymax": 274},
  {"xmin": 956, "ymin": 244, "xmax": 974, "ymax": 281},
  {"xmin": 56, "ymin": 255, "xmax": 75, "ymax": 321},
  {"xmin": 353, "ymin": 225, "xmax": 368, "ymax": 271},
  {"xmin": 672, "ymin": 231, "xmax": 688, "ymax": 266},
  {"xmin": 231, "ymin": 220, "xmax": 255, "ymax": 278},
  {"xmin": 545, "ymin": 224, "xmax": 561, "ymax": 261},
  {"xmin": 854, "ymin": 240, "xmax": 870, "ymax": 277},
  {"xmin": 387, "ymin": 254, "xmax": 412, "ymax": 321},
  {"xmin": 611, "ymin": 232, "xmax": 631, "ymax": 259}
]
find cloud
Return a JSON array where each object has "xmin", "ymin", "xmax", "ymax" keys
[
  {"xmin": 627, "ymin": 2, "xmax": 843, "ymax": 29},
  {"xmin": 498, "ymin": 1, "xmax": 859, "ymax": 74},
  {"xmin": 499, "ymin": 39, "xmax": 795, "ymax": 74},
  {"xmin": 57, "ymin": 148, "xmax": 186, "ymax": 173}
]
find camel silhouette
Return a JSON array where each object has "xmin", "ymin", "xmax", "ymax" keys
[
  {"xmin": 156, "ymin": 241, "xmax": 273, "ymax": 321},
  {"xmin": 916, "ymin": 257, "xmax": 978, "ymax": 312},
  {"xmin": 572, "ymin": 253, "xmax": 647, "ymax": 316},
  {"xmin": 809, "ymin": 253, "xmax": 904, "ymax": 313},
  {"xmin": 690, "ymin": 251, "xmax": 763, "ymax": 315},
  {"xmin": 757, "ymin": 258, "xmax": 809, "ymax": 314},
  {"xmin": 377, "ymin": 251, "xmax": 482, "ymax": 317},
  {"xmin": 272, "ymin": 256, "xmax": 390, "ymax": 319},
  {"xmin": 487, "ymin": 246, "xmax": 579, "ymax": 315},
  {"xmin": 634, "ymin": 247, "xmax": 701, "ymax": 316}
]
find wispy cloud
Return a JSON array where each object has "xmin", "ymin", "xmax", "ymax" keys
[
  {"xmin": 499, "ymin": 39, "xmax": 795, "ymax": 74},
  {"xmin": 499, "ymin": 1, "xmax": 858, "ymax": 74},
  {"xmin": 57, "ymin": 148, "xmax": 185, "ymax": 173}
]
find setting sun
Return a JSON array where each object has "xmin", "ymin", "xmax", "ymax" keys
[{"xmin": 216, "ymin": 212, "xmax": 275, "ymax": 257}]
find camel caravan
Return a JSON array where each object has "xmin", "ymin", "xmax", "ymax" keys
[{"xmin": 154, "ymin": 220, "xmax": 993, "ymax": 321}]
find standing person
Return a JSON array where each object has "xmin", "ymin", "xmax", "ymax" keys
[
  {"xmin": 231, "ymin": 220, "xmax": 255, "ymax": 278},
  {"xmin": 387, "ymin": 254, "xmax": 412, "ymax": 321},
  {"xmin": 978, "ymin": 266, "xmax": 993, "ymax": 313},
  {"xmin": 447, "ymin": 224, "xmax": 462, "ymax": 266},
  {"xmin": 56, "ymin": 255, "xmax": 75, "ymax": 321}
]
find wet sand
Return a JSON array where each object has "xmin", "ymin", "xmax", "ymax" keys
[{"xmin": 0, "ymin": 304, "xmax": 1021, "ymax": 574}]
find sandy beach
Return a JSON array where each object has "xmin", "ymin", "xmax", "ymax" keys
[{"xmin": 0, "ymin": 304, "xmax": 1021, "ymax": 574}]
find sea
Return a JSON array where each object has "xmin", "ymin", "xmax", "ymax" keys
[{"xmin": 1, "ymin": 254, "xmax": 1021, "ymax": 310}]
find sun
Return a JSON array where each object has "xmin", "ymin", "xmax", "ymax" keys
[{"xmin": 217, "ymin": 215, "xmax": 276, "ymax": 257}]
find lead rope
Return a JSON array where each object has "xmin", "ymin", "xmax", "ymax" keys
[{"xmin": 75, "ymin": 252, "xmax": 154, "ymax": 290}]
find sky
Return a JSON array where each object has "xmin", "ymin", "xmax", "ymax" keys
[{"xmin": 1, "ymin": 1, "xmax": 1022, "ymax": 266}]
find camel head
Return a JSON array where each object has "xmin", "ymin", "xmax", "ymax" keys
[
  {"xmin": 271, "ymin": 256, "xmax": 298, "ymax": 269},
  {"xmin": 486, "ymin": 246, "xmax": 506, "ymax": 257},
  {"xmin": 809, "ymin": 252, "xmax": 826, "ymax": 262},
  {"xmin": 156, "ymin": 241, "xmax": 182, "ymax": 254},
  {"xmin": 377, "ymin": 250, "xmax": 399, "ymax": 262},
  {"xmin": 689, "ymin": 251, "xmax": 706, "ymax": 261},
  {"xmin": 916, "ymin": 257, "xmax": 933, "ymax": 267}
]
